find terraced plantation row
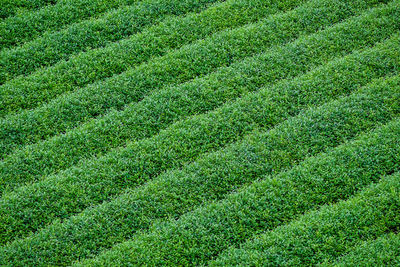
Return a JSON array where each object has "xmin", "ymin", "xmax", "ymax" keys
[
  {"xmin": 0, "ymin": 0, "xmax": 399, "ymax": 265},
  {"xmin": 0, "ymin": 0, "xmax": 228, "ymax": 83},
  {"xmin": 0, "ymin": 0, "xmax": 303, "ymax": 115},
  {"xmin": 328, "ymin": 233, "xmax": 400, "ymax": 266},
  {"xmin": 1, "ymin": 31, "xmax": 400, "ymax": 244},
  {"xmin": 0, "ymin": 0, "xmax": 144, "ymax": 49},
  {"xmin": 1, "ymin": 0, "xmax": 397, "ymax": 187},
  {"xmin": 0, "ymin": 0, "xmax": 57, "ymax": 19}
]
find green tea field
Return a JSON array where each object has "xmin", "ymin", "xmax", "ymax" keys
[{"xmin": 0, "ymin": 0, "xmax": 399, "ymax": 265}]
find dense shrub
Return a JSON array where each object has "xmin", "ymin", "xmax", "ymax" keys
[
  {"xmin": 0, "ymin": 0, "xmax": 387, "ymax": 118},
  {"xmin": 2, "ymin": 74, "xmax": 400, "ymax": 266},
  {"xmin": 0, "ymin": 0, "xmax": 308, "ymax": 115},
  {"xmin": 0, "ymin": 0, "xmax": 141, "ymax": 49},
  {"xmin": 71, "ymin": 75, "xmax": 400, "ymax": 266},
  {"xmin": 0, "ymin": 0, "xmax": 224, "ymax": 83},
  {"xmin": 1, "ymin": 2, "xmax": 397, "ymax": 193},
  {"xmin": 1, "ymin": 1, "xmax": 398, "ymax": 265},
  {"xmin": 212, "ymin": 171, "xmax": 400, "ymax": 266},
  {"xmin": 1, "ymin": 33, "xmax": 399, "ymax": 247},
  {"xmin": 330, "ymin": 233, "xmax": 400, "ymax": 266}
]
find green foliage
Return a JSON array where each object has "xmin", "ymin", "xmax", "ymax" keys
[
  {"xmin": 330, "ymin": 233, "xmax": 400, "ymax": 266},
  {"xmin": 0, "ymin": 1, "xmax": 397, "ymax": 193},
  {"xmin": 211, "ymin": 171, "xmax": 400, "ymax": 266},
  {"xmin": 0, "ymin": 0, "xmax": 57, "ymax": 19},
  {"xmin": 0, "ymin": 0, "xmax": 386, "ymax": 117},
  {"xmin": 1, "ymin": 0, "xmax": 399, "ymax": 265},
  {"xmin": 0, "ymin": 0, "xmax": 307, "ymax": 116},
  {"xmin": 0, "ymin": 0, "xmax": 141, "ymax": 49},
  {"xmin": 70, "ymin": 75, "xmax": 400, "ymax": 266},
  {"xmin": 3, "ymin": 71, "xmax": 400, "ymax": 267},
  {"xmin": 0, "ymin": 0, "xmax": 224, "ymax": 84},
  {"xmin": 1, "ymin": 32, "xmax": 400, "ymax": 248}
]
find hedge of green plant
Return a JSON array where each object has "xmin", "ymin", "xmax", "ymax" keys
[
  {"xmin": 2, "ymin": 72, "xmax": 400, "ymax": 266},
  {"xmin": 0, "ymin": 0, "xmax": 307, "ymax": 158},
  {"xmin": 329, "ymin": 233, "xmax": 400, "ymax": 266},
  {"xmin": 59, "ymin": 75, "xmax": 400, "ymax": 266},
  {"xmin": 0, "ymin": 0, "xmax": 307, "ymax": 116},
  {"xmin": 0, "ymin": 0, "xmax": 57, "ymax": 19},
  {"xmin": 1, "ymin": 0, "xmax": 399, "ymax": 265},
  {"xmin": 0, "ymin": 3, "xmax": 396, "ymax": 196},
  {"xmin": 211, "ymin": 171, "xmax": 400, "ymax": 266},
  {"xmin": 2, "ymin": 30, "xmax": 399, "ymax": 248},
  {"xmin": 0, "ymin": 0, "xmax": 225, "ymax": 84},
  {"xmin": 0, "ymin": 0, "xmax": 387, "ymax": 118},
  {"xmin": 0, "ymin": 0, "xmax": 142, "ymax": 49}
]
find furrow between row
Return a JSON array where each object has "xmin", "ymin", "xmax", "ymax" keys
[
  {"xmin": 0, "ymin": 0, "xmax": 306, "ymax": 115},
  {"xmin": 0, "ymin": 0, "xmax": 387, "ymax": 118},
  {"xmin": 0, "ymin": 2, "xmax": 397, "ymax": 192},
  {"xmin": 0, "ymin": 0, "xmax": 224, "ymax": 84},
  {"xmin": 70, "ymin": 76, "xmax": 400, "ymax": 266},
  {"xmin": 1, "ymin": 66, "xmax": 399, "ymax": 264},
  {"xmin": 0, "ymin": 0, "xmax": 142, "ymax": 49},
  {"xmin": 211, "ymin": 171, "xmax": 400, "ymax": 266}
]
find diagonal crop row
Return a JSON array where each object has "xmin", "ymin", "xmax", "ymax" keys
[
  {"xmin": 0, "ymin": 0, "xmax": 142, "ymax": 49},
  {"xmin": 0, "ymin": 0, "xmax": 306, "ymax": 116},
  {"xmin": 0, "ymin": 0, "xmax": 227, "ymax": 84},
  {"xmin": 24, "ymin": 75, "xmax": 400, "ymax": 267},
  {"xmin": 0, "ymin": 0, "xmax": 387, "ymax": 117},
  {"xmin": 72, "ymin": 79, "xmax": 400, "ymax": 266},
  {"xmin": 2, "ymin": 30, "xmax": 400, "ymax": 239},
  {"xmin": 0, "ymin": 0, "xmax": 340, "ymax": 158},
  {"xmin": 0, "ymin": 0, "xmax": 57, "ymax": 19},
  {"xmin": 2, "ymin": 75, "xmax": 400, "ymax": 266},
  {"xmin": 0, "ymin": 4, "xmax": 396, "ymax": 187},
  {"xmin": 329, "ymin": 233, "xmax": 400, "ymax": 266},
  {"xmin": 2, "ymin": 0, "xmax": 398, "ymax": 265},
  {"xmin": 210, "ymin": 171, "xmax": 400, "ymax": 266},
  {"xmin": 0, "ymin": 25, "xmax": 397, "ymax": 228},
  {"xmin": 1, "ymin": 34, "xmax": 399, "ymax": 246}
]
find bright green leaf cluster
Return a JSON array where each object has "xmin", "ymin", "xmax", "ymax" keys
[
  {"xmin": 73, "ymin": 75, "xmax": 400, "ymax": 266},
  {"xmin": 0, "ymin": 0, "xmax": 142, "ymax": 49},
  {"xmin": 211, "ymin": 170, "xmax": 400, "ymax": 266},
  {"xmin": 2, "ymin": 52, "xmax": 400, "ymax": 267},
  {"xmin": 1, "ymin": 0, "xmax": 399, "ymax": 265},
  {"xmin": 0, "ymin": 0, "xmax": 396, "ymax": 192},
  {"xmin": 0, "ymin": 0, "xmax": 224, "ymax": 83}
]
